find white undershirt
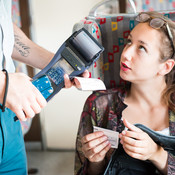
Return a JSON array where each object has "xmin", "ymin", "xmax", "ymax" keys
[{"xmin": 156, "ymin": 127, "xmax": 170, "ymax": 136}]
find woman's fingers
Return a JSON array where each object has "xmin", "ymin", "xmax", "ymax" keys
[
  {"xmin": 82, "ymin": 131, "xmax": 104, "ymax": 144},
  {"xmin": 123, "ymin": 147, "xmax": 143, "ymax": 160},
  {"xmin": 83, "ymin": 135, "xmax": 108, "ymax": 152},
  {"xmin": 120, "ymin": 119, "xmax": 159, "ymax": 160},
  {"xmin": 121, "ymin": 130, "xmax": 147, "ymax": 141},
  {"xmin": 81, "ymin": 131, "xmax": 111, "ymax": 162},
  {"xmin": 121, "ymin": 133, "xmax": 144, "ymax": 147},
  {"xmin": 85, "ymin": 140, "xmax": 110, "ymax": 159},
  {"xmin": 123, "ymin": 140, "xmax": 144, "ymax": 154},
  {"xmin": 88, "ymin": 143, "xmax": 111, "ymax": 162},
  {"xmin": 123, "ymin": 119, "xmax": 143, "ymax": 132}
]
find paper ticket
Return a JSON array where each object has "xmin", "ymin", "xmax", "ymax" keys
[
  {"xmin": 74, "ymin": 77, "xmax": 106, "ymax": 91},
  {"xmin": 93, "ymin": 126, "xmax": 119, "ymax": 149}
]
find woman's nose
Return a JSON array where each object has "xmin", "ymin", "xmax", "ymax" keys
[{"xmin": 122, "ymin": 45, "xmax": 134, "ymax": 61}]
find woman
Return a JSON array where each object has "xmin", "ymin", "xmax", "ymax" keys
[{"xmin": 74, "ymin": 11, "xmax": 175, "ymax": 175}]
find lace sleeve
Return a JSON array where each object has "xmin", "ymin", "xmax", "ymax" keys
[{"xmin": 167, "ymin": 153, "xmax": 175, "ymax": 174}]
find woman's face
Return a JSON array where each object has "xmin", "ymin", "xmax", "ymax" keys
[{"xmin": 120, "ymin": 22, "xmax": 163, "ymax": 84}]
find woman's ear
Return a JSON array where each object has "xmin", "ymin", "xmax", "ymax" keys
[{"xmin": 158, "ymin": 59, "xmax": 175, "ymax": 76}]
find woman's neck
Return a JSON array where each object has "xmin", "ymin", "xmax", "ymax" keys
[{"xmin": 127, "ymin": 78, "xmax": 167, "ymax": 108}]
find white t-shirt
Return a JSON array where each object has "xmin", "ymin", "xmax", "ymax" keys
[
  {"xmin": 0, "ymin": 0, "xmax": 15, "ymax": 73},
  {"xmin": 156, "ymin": 127, "xmax": 170, "ymax": 136}
]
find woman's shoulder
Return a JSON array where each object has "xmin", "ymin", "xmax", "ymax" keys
[{"xmin": 85, "ymin": 86, "xmax": 127, "ymax": 104}]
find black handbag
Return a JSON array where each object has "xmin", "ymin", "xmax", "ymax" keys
[
  {"xmin": 135, "ymin": 124, "xmax": 175, "ymax": 156},
  {"xmin": 104, "ymin": 144, "xmax": 158, "ymax": 175},
  {"xmin": 104, "ymin": 124, "xmax": 175, "ymax": 175}
]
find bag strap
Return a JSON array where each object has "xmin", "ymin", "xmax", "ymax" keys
[
  {"xmin": 88, "ymin": 0, "xmax": 136, "ymax": 17},
  {"xmin": 0, "ymin": 69, "xmax": 9, "ymax": 112}
]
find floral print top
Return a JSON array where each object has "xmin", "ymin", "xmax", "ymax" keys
[{"xmin": 74, "ymin": 87, "xmax": 175, "ymax": 175}]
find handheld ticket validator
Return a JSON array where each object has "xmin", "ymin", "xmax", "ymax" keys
[
  {"xmin": 14, "ymin": 28, "xmax": 104, "ymax": 121},
  {"xmin": 32, "ymin": 28, "xmax": 104, "ymax": 101}
]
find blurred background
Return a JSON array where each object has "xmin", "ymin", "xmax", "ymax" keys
[{"xmin": 13, "ymin": 0, "xmax": 175, "ymax": 174}]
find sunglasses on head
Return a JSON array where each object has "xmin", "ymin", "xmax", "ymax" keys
[{"xmin": 136, "ymin": 13, "xmax": 175, "ymax": 59}]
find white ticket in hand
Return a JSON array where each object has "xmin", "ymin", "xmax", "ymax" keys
[
  {"xmin": 93, "ymin": 126, "xmax": 119, "ymax": 149},
  {"xmin": 74, "ymin": 77, "xmax": 106, "ymax": 91}
]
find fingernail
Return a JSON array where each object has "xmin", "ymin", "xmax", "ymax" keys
[
  {"xmin": 64, "ymin": 74, "xmax": 69, "ymax": 79},
  {"xmin": 102, "ymin": 136, "xmax": 108, "ymax": 141},
  {"xmin": 98, "ymin": 131, "xmax": 104, "ymax": 136},
  {"xmin": 22, "ymin": 118, "xmax": 27, "ymax": 121},
  {"xmin": 120, "ymin": 140, "xmax": 123, "ymax": 144},
  {"xmin": 122, "ymin": 131, "xmax": 126, "ymax": 135},
  {"xmin": 119, "ymin": 134, "xmax": 122, "ymax": 138}
]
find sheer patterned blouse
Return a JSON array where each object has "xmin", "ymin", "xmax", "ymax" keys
[{"xmin": 74, "ymin": 87, "xmax": 175, "ymax": 175}]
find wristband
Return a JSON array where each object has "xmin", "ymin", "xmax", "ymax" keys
[{"xmin": 0, "ymin": 69, "xmax": 9, "ymax": 112}]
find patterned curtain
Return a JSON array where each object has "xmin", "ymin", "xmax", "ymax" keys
[
  {"xmin": 127, "ymin": 0, "xmax": 175, "ymax": 13},
  {"xmin": 12, "ymin": 0, "xmax": 21, "ymax": 27}
]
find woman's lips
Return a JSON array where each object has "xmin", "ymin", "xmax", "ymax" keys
[{"xmin": 121, "ymin": 62, "xmax": 131, "ymax": 71}]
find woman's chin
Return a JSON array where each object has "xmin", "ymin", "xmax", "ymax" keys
[{"xmin": 120, "ymin": 72, "xmax": 128, "ymax": 81}]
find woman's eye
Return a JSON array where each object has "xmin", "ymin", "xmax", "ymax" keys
[
  {"xmin": 126, "ymin": 39, "xmax": 132, "ymax": 45},
  {"xmin": 139, "ymin": 45, "xmax": 146, "ymax": 52}
]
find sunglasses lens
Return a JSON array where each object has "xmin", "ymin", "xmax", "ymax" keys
[
  {"xmin": 150, "ymin": 18, "xmax": 164, "ymax": 29},
  {"xmin": 136, "ymin": 13, "xmax": 150, "ymax": 22}
]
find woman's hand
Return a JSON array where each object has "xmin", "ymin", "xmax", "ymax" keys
[
  {"xmin": 81, "ymin": 131, "xmax": 111, "ymax": 163},
  {"xmin": 119, "ymin": 119, "xmax": 159, "ymax": 161}
]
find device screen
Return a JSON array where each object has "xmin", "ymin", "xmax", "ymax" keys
[{"xmin": 46, "ymin": 57, "xmax": 74, "ymax": 86}]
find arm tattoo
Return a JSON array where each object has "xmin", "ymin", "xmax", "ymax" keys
[{"xmin": 14, "ymin": 35, "xmax": 30, "ymax": 57}]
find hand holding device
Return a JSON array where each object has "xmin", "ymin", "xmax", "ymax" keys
[{"xmin": 14, "ymin": 28, "xmax": 104, "ymax": 121}]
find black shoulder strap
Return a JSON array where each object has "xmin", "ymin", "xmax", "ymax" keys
[{"xmin": 0, "ymin": 69, "xmax": 9, "ymax": 112}]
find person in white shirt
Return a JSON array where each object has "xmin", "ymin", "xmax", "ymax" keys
[{"xmin": 0, "ymin": 1, "xmax": 89, "ymax": 174}]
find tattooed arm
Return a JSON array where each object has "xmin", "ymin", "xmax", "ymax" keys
[
  {"xmin": 12, "ymin": 24, "xmax": 53, "ymax": 69},
  {"xmin": 12, "ymin": 24, "xmax": 89, "ymax": 86},
  {"xmin": 3, "ymin": 24, "xmax": 89, "ymax": 121},
  {"xmin": 2, "ymin": 24, "xmax": 89, "ymax": 121}
]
